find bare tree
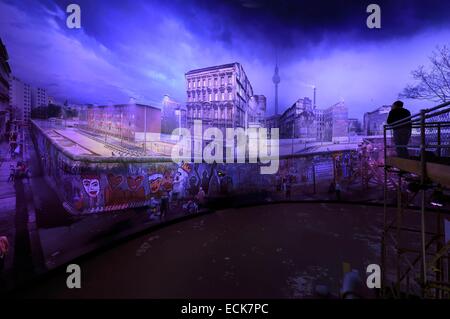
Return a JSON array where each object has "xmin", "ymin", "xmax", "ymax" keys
[{"xmin": 400, "ymin": 46, "xmax": 450, "ymax": 103}]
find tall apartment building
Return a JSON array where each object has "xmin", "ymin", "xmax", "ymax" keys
[
  {"xmin": 278, "ymin": 97, "xmax": 316, "ymax": 140},
  {"xmin": 32, "ymin": 87, "xmax": 48, "ymax": 108},
  {"xmin": 185, "ymin": 62, "xmax": 261, "ymax": 133},
  {"xmin": 265, "ymin": 99, "xmax": 349, "ymax": 143},
  {"xmin": 348, "ymin": 118, "xmax": 362, "ymax": 135},
  {"xmin": 314, "ymin": 108, "xmax": 325, "ymax": 141},
  {"xmin": 323, "ymin": 101, "xmax": 348, "ymax": 142},
  {"xmin": 363, "ymin": 105, "xmax": 390, "ymax": 136},
  {"xmin": 0, "ymin": 38, "xmax": 11, "ymax": 137},
  {"xmin": 87, "ymin": 103, "xmax": 161, "ymax": 142},
  {"xmin": 9, "ymin": 76, "xmax": 31, "ymax": 125}
]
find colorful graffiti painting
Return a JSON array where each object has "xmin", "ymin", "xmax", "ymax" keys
[
  {"xmin": 105, "ymin": 173, "xmax": 125, "ymax": 205},
  {"xmin": 126, "ymin": 175, "xmax": 145, "ymax": 201}
]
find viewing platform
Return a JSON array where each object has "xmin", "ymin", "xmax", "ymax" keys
[
  {"xmin": 385, "ymin": 156, "xmax": 450, "ymax": 188},
  {"xmin": 382, "ymin": 101, "xmax": 450, "ymax": 298}
]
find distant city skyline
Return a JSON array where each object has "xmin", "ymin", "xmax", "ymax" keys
[{"xmin": 1, "ymin": 0, "xmax": 450, "ymax": 119}]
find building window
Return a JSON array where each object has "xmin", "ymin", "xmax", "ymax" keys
[
  {"xmin": 228, "ymin": 92, "xmax": 233, "ymax": 100},
  {"xmin": 221, "ymin": 92, "xmax": 225, "ymax": 100},
  {"xmin": 228, "ymin": 76, "xmax": 232, "ymax": 84},
  {"xmin": 215, "ymin": 93, "xmax": 218, "ymax": 101},
  {"xmin": 208, "ymin": 93, "xmax": 212, "ymax": 101}
]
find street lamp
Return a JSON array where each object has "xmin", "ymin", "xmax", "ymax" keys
[
  {"xmin": 120, "ymin": 111, "xmax": 123, "ymax": 145},
  {"xmin": 143, "ymin": 106, "xmax": 147, "ymax": 153},
  {"xmin": 175, "ymin": 109, "xmax": 181, "ymax": 136},
  {"xmin": 291, "ymin": 116, "xmax": 296, "ymax": 156}
]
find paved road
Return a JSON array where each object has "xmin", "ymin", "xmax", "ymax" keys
[
  {"xmin": 0, "ymin": 142, "xmax": 17, "ymax": 290},
  {"xmin": 15, "ymin": 202, "xmax": 385, "ymax": 299}
]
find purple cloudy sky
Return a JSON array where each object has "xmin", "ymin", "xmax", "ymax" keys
[{"xmin": 1, "ymin": 0, "xmax": 450, "ymax": 118}]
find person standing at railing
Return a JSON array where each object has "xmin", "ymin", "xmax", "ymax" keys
[{"xmin": 387, "ymin": 100, "xmax": 412, "ymax": 158}]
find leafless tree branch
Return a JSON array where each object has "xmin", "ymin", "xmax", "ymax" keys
[{"xmin": 400, "ymin": 45, "xmax": 450, "ymax": 103}]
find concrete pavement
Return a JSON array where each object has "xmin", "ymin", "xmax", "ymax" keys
[
  {"xmin": 0, "ymin": 128, "xmax": 48, "ymax": 292},
  {"xmin": 0, "ymin": 141, "xmax": 17, "ymax": 290},
  {"xmin": 14, "ymin": 202, "xmax": 388, "ymax": 299}
]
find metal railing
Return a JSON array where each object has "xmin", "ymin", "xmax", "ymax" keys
[{"xmin": 384, "ymin": 101, "xmax": 450, "ymax": 160}]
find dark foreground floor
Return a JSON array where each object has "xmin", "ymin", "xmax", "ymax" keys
[{"xmin": 13, "ymin": 202, "xmax": 384, "ymax": 298}]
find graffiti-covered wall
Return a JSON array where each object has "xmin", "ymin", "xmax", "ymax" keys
[
  {"xmin": 31, "ymin": 122, "xmax": 368, "ymax": 215},
  {"xmin": 32, "ymin": 123, "xmax": 278, "ymax": 214}
]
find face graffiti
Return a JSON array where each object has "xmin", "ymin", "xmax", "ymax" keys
[
  {"xmin": 174, "ymin": 162, "xmax": 190, "ymax": 184},
  {"xmin": 107, "ymin": 173, "xmax": 123, "ymax": 189},
  {"xmin": 162, "ymin": 171, "xmax": 174, "ymax": 192},
  {"xmin": 127, "ymin": 176, "xmax": 144, "ymax": 191},
  {"xmin": 149, "ymin": 174, "xmax": 163, "ymax": 193},
  {"xmin": 82, "ymin": 178, "xmax": 100, "ymax": 198}
]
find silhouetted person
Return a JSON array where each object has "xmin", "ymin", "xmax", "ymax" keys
[
  {"xmin": 387, "ymin": 100, "xmax": 412, "ymax": 158},
  {"xmin": 285, "ymin": 180, "xmax": 292, "ymax": 200},
  {"xmin": 328, "ymin": 181, "xmax": 335, "ymax": 194},
  {"xmin": 335, "ymin": 182, "xmax": 341, "ymax": 201},
  {"xmin": 7, "ymin": 164, "xmax": 15, "ymax": 182},
  {"xmin": 160, "ymin": 192, "xmax": 169, "ymax": 219},
  {"xmin": 196, "ymin": 187, "xmax": 206, "ymax": 207},
  {"xmin": 149, "ymin": 197, "xmax": 159, "ymax": 217}
]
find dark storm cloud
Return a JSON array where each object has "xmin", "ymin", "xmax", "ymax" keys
[
  {"xmin": 134, "ymin": 0, "xmax": 450, "ymax": 60},
  {"xmin": 46, "ymin": 0, "xmax": 450, "ymax": 59},
  {"xmin": 48, "ymin": 0, "xmax": 450, "ymax": 53},
  {"xmin": 1, "ymin": 0, "xmax": 450, "ymax": 117}
]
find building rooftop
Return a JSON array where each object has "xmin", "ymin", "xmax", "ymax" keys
[
  {"xmin": 365, "ymin": 105, "xmax": 390, "ymax": 115},
  {"xmin": 185, "ymin": 62, "xmax": 239, "ymax": 75},
  {"xmin": 87, "ymin": 103, "xmax": 160, "ymax": 111},
  {"xmin": 266, "ymin": 114, "xmax": 281, "ymax": 120}
]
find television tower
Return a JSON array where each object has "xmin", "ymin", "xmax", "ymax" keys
[{"xmin": 272, "ymin": 61, "xmax": 280, "ymax": 115}]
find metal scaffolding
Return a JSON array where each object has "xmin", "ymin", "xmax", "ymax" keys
[{"xmin": 381, "ymin": 101, "xmax": 450, "ymax": 298}]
